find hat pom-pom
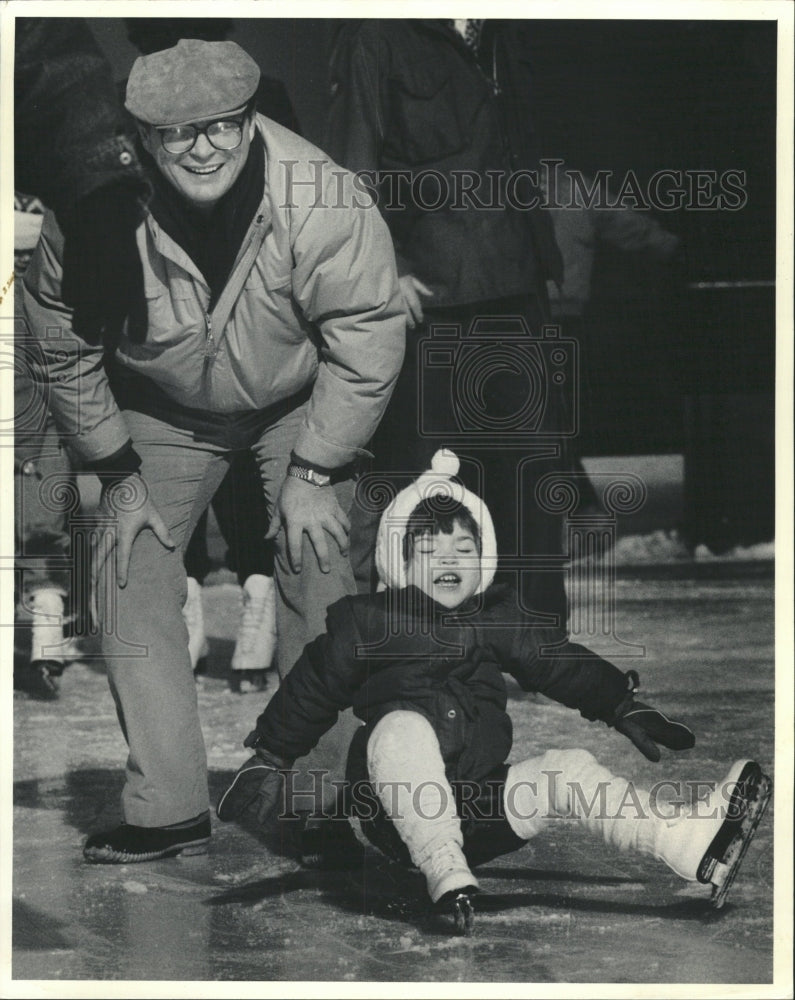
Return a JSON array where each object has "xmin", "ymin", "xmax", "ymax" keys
[{"xmin": 430, "ymin": 449, "xmax": 459, "ymax": 477}]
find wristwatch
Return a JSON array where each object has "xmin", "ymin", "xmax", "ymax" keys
[{"xmin": 286, "ymin": 462, "xmax": 331, "ymax": 487}]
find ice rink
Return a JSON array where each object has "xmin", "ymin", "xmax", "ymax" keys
[{"xmin": 10, "ymin": 557, "xmax": 777, "ymax": 987}]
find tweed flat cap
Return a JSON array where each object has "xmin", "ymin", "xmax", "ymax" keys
[{"xmin": 125, "ymin": 38, "xmax": 260, "ymax": 125}]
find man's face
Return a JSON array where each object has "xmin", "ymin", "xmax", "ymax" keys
[
  {"xmin": 139, "ymin": 109, "xmax": 257, "ymax": 211},
  {"xmin": 405, "ymin": 520, "xmax": 481, "ymax": 610}
]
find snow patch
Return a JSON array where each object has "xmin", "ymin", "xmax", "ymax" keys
[
  {"xmin": 122, "ymin": 881, "xmax": 148, "ymax": 894},
  {"xmin": 575, "ymin": 529, "xmax": 774, "ymax": 566},
  {"xmin": 694, "ymin": 540, "xmax": 775, "ymax": 562}
]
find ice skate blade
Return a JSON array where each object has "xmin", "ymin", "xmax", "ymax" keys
[
  {"xmin": 695, "ymin": 765, "xmax": 772, "ymax": 909},
  {"xmin": 449, "ymin": 890, "xmax": 477, "ymax": 936},
  {"xmin": 709, "ymin": 773, "xmax": 772, "ymax": 909}
]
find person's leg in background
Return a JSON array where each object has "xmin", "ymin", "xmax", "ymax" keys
[
  {"xmin": 212, "ymin": 452, "xmax": 277, "ymax": 692},
  {"xmin": 14, "ymin": 337, "xmax": 82, "ymax": 699},
  {"xmin": 182, "ymin": 510, "xmax": 211, "ymax": 673},
  {"xmin": 181, "ymin": 453, "xmax": 278, "ymax": 691},
  {"xmin": 458, "ymin": 295, "xmax": 568, "ymax": 625}
]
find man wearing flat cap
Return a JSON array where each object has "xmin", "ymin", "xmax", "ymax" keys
[{"xmin": 22, "ymin": 38, "xmax": 405, "ymax": 862}]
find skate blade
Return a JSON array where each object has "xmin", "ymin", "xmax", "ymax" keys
[
  {"xmin": 696, "ymin": 767, "xmax": 772, "ymax": 909},
  {"xmin": 697, "ymin": 761, "xmax": 761, "ymax": 882},
  {"xmin": 709, "ymin": 774, "xmax": 772, "ymax": 909},
  {"xmin": 453, "ymin": 892, "xmax": 476, "ymax": 936}
]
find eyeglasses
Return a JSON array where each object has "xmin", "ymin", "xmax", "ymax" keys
[{"xmin": 155, "ymin": 113, "xmax": 248, "ymax": 155}]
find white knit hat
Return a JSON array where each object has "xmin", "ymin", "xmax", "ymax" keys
[{"xmin": 375, "ymin": 449, "xmax": 497, "ymax": 593}]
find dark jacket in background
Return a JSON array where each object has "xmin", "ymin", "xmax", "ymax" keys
[
  {"xmin": 249, "ymin": 583, "xmax": 630, "ymax": 785},
  {"xmin": 326, "ymin": 19, "xmax": 563, "ymax": 308},
  {"xmin": 14, "ymin": 18, "xmax": 147, "ymax": 224}
]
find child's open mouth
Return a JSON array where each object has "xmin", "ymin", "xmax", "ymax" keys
[{"xmin": 434, "ymin": 573, "xmax": 461, "ymax": 588}]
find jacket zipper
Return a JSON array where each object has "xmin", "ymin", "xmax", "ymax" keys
[
  {"xmin": 202, "ymin": 212, "xmax": 268, "ymax": 365},
  {"xmin": 204, "ymin": 311, "xmax": 217, "ymax": 361}
]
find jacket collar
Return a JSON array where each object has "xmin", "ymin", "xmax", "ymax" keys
[
  {"xmin": 389, "ymin": 583, "xmax": 507, "ymax": 619},
  {"xmin": 413, "ymin": 18, "xmax": 476, "ymax": 55}
]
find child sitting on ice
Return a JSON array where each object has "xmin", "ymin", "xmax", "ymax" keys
[{"xmin": 217, "ymin": 450, "xmax": 771, "ymax": 933}]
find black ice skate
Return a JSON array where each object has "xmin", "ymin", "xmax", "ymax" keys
[{"xmin": 696, "ymin": 760, "xmax": 773, "ymax": 909}]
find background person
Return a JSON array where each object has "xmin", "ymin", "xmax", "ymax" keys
[
  {"xmin": 326, "ymin": 19, "xmax": 568, "ymax": 623},
  {"xmin": 13, "ymin": 18, "xmax": 151, "ymax": 698},
  {"xmin": 14, "ymin": 195, "xmax": 80, "ymax": 699}
]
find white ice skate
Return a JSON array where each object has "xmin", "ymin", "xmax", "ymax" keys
[
  {"xmin": 29, "ymin": 587, "xmax": 67, "ymax": 663},
  {"xmin": 421, "ymin": 841, "xmax": 479, "ymax": 933},
  {"xmin": 15, "ymin": 587, "xmax": 69, "ymax": 699},
  {"xmin": 231, "ymin": 574, "xmax": 277, "ymax": 693},
  {"xmin": 184, "ymin": 577, "xmax": 209, "ymax": 673},
  {"xmin": 423, "ymin": 841, "xmax": 479, "ymax": 904},
  {"xmin": 697, "ymin": 760, "xmax": 772, "ymax": 908},
  {"xmin": 656, "ymin": 758, "xmax": 772, "ymax": 909}
]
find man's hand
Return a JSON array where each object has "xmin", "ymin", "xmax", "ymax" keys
[
  {"xmin": 216, "ymin": 752, "xmax": 288, "ymax": 825},
  {"xmin": 96, "ymin": 473, "xmax": 175, "ymax": 587},
  {"xmin": 265, "ymin": 475, "xmax": 350, "ymax": 574},
  {"xmin": 399, "ymin": 274, "xmax": 434, "ymax": 329}
]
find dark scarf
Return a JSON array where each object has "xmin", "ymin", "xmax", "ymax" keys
[{"xmin": 146, "ymin": 131, "xmax": 265, "ymax": 309}]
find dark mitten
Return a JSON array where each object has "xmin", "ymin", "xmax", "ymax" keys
[
  {"xmin": 216, "ymin": 750, "xmax": 291, "ymax": 824},
  {"xmin": 613, "ymin": 671, "xmax": 695, "ymax": 762},
  {"xmin": 60, "ymin": 183, "xmax": 147, "ymax": 346}
]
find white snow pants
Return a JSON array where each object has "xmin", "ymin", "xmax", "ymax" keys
[{"xmin": 366, "ymin": 710, "xmax": 695, "ymax": 874}]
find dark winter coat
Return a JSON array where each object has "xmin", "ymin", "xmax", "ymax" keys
[
  {"xmin": 14, "ymin": 18, "xmax": 147, "ymax": 224},
  {"xmin": 248, "ymin": 584, "xmax": 631, "ymax": 784},
  {"xmin": 325, "ymin": 20, "xmax": 563, "ymax": 308}
]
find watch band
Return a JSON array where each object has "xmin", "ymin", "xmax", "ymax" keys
[{"xmin": 286, "ymin": 463, "xmax": 331, "ymax": 487}]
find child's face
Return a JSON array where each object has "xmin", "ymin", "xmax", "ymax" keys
[{"xmin": 405, "ymin": 520, "xmax": 481, "ymax": 609}]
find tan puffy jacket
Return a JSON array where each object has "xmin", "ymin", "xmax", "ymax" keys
[{"xmin": 21, "ymin": 116, "xmax": 405, "ymax": 469}]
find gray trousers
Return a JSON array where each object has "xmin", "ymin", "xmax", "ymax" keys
[{"xmin": 97, "ymin": 391, "xmax": 357, "ymax": 827}]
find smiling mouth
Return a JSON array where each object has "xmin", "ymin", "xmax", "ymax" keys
[
  {"xmin": 434, "ymin": 573, "xmax": 462, "ymax": 587},
  {"xmin": 183, "ymin": 164, "xmax": 224, "ymax": 176}
]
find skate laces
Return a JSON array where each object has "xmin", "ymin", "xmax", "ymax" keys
[
  {"xmin": 426, "ymin": 841, "xmax": 469, "ymax": 880},
  {"xmin": 237, "ymin": 591, "xmax": 268, "ymax": 653}
]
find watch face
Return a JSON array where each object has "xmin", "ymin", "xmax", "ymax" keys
[{"xmin": 310, "ymin": 470, "xmax": 331, "ymax": 487}]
